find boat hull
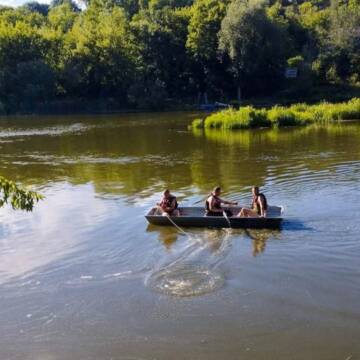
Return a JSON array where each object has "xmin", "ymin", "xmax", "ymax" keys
[{"xmin": 145, "ymin": 206, "xmax": 283, "ymax": 229}]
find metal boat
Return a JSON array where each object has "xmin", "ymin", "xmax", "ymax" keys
[{"xmin": 145, "ymin": 206, "xmax": 283, "ymax": 229}]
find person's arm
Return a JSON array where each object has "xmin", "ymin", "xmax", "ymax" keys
[
  {"xmin": 156, "ymin": 203, "xmax": 165, "ymax": 215},
  {"xmin": 220, "ymin": 198, "xmax": 238, "ymax": 206},
  {"xmin": 156, "ymin": 199, "xmax": 169, "ymax": 213}
]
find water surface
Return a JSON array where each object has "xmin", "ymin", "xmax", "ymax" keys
[{"xmin": 0, "ymin": 113, "xmax": 359, "ymax": 359}]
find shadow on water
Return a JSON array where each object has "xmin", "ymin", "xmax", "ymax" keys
[{"xmin": 282, "ymin": 219, "xmax": 315, "ymax": 231}]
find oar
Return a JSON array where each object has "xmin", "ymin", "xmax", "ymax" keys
[
  {"xmin": 192, "ymin": 195, "xmax": 208, "ymax": 205},
  {"xmin": 223, "ymin": 210, "xmax": 232, "ymax": 228},
  {"xmin": 193, "ymin": 195, "xmax": 240, "ymax": 206}
]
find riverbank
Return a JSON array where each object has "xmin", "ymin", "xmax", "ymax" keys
[
  {"xmin": 191, "ymin": 98, "xmax": 360, "ymax": 130},
  {"xmin": 1, "ymin": 85, "xmax": 360, "ymax": 116},
  {"xmin": 0, "ymin": 98, "xmax": 197, "ymax": 116}
]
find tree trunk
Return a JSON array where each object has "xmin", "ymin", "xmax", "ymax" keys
[
  {"xmin": 204, "ymin": 91, "xmax": 208, "ymax": 104},
  {"xmin": 237, "ymin": 84, "xmax": 242, "ymax": 103}
]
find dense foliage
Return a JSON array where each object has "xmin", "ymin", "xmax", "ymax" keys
[
  {"xmin": 0, "ymin": 0, "xmax": 359, "ymax": 113},
  {"xmin": 192, "ymin": 98, "xmax": 360, "ymax": 129},
  {"xmin": 0, "ymin": 176, "xmax": 43, "ymax": 211}
]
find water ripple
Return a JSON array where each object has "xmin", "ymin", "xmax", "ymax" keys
[{"xmin": 145, "ymin": 264, "xmax": 224, "ymax": 297}]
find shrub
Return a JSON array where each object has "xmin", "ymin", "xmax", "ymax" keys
[
  {"xmin": 191, "ymin": 118, "xmax": 204, "ymax": 129},
  {"xmin": 193, "ymin": 98, "xmax": 360, "ymax": 130},
  {"xmin": 267, "ymin": 106, "xmax": 298, "ymax": 127}
]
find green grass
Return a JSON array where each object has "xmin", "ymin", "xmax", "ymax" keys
[{"xmin": 192, "ymin": 98, "xmax": 360, "ymax": 130}]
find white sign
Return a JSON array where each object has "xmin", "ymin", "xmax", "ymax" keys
[{"xmin": 285, "ymin": 68, "xmax": 298, "ymax": 78}]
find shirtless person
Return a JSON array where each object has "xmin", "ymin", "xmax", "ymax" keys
[
  {"xmin": 238, "ymin": 186, "xmax": 268, "ymax": 218},
  {"xmin": 205, "ymin": 186, "xmax": 237, "ymax": 217},
  {"xmin": 157, "ymin": 189, "xmax": 180, "ymax": 216}
]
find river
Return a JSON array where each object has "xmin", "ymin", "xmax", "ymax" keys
[{"xmin": 0, "ymin": 112, "xmax": 359, "ymax": 359}]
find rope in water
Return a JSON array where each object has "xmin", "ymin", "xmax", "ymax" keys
[
  {"xmin": 156, "ymin": 206, "xmax": 191, "ymax": 237},
  {"xmin": 166, "ymin": 214, "xmax": 191, "ymax": 237}
]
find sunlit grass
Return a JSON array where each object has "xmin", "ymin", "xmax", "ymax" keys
[{"xmin": 191, "ymin": 98, "xmax": 360, "ymax": 130}]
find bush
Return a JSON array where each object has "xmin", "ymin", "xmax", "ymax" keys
[
  {"xmin": 267, "ymin": 106, "xmax": 298, "ymax": 127},
  {"xmin": 191, "ymin": 118, "xmax": 204, "ymax": 129},
  {"xmin": 192, "ymin": 98, "xmax": 360, "ymax": 130},
  {"xmin": 202, "ymin": 107, "xmax": 271, "ymax": 130}
]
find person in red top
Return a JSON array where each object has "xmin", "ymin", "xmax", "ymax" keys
[
  {"xmin": 157, "ymin": 189, "xmax": 180, "ymax": 216},
  {"xmin": 237, "ymin": 186, "xmax": 268, "ymax": 218},
  {"xmin": 205, "ymin": 186, "xmax": 237, "ymax": 217}
]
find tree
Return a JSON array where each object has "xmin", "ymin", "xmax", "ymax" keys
[
  {"xmin": 0, "ymin": 17, "xmax": 55, "ymax": 111},
  {"xmin": 0, "ymin": 20, "xmax": 48, "ymax": 69},
  {"xmin": 0, "ymin": 0, "xmax": 356, "ymax": 112},
  {"xmin": 62, "ymin": 3, "xmax": 137, "ymax": 100},
  {"xmin": 22, "ymin": 2, "xmax": 50, "ymax": 16},
  {"xmin": 50, "ymin": 0, "xmax": 81, "ymax": 12},
  {"xmin": 186, "ymin": 0, "xmax": 229, "ymax": 103},
  {"xmin": 48, "ymin": 1, "xmax": 79, "ymax": 32},
  {"xmin": 148, "ymin": 0, "xmax": 193, "ymax": 10},
  {"xmin": 312, "ymin": 0, "xmax": 360, "ymax": 84},
  {"xmin": 130, "ymin": 6, "xmax": 193, "ymax": 106},
  {"xmin": 0, "ymin": 176, "xmax": 43, "ymax": 211},
  {"xmin": 0, "ymin": 60, "xmax": 55, "ymax": 111},
  {"xmin": 219, "ymin": 0, "xmax": 287, "ymax": 100}
]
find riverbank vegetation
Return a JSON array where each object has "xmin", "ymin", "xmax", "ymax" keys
[
  {"xmin": 191, "ymin": 98, "xmax": 360, "ymax": 129},
  {"xmin": 0, "ymin": 0, "xmax": 359, "ymax": 114},
  {"xmin": 0, "ymin": 176, "xmax": 43, "ymax": 211}
]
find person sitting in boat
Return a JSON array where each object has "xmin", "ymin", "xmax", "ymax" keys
[
  {"xmin": 157, "ymin": 189, "xmax": 180, "ymax": 217},
  {"xmin": 238, "ymin": 186, "xmax": 268, "ymax": 218},
  {"xmin": 205, "ymin": 186, "xmax": 237, "ymax": 217}
]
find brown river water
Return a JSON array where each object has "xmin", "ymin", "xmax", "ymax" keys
[{"xmin": 0, "ymin": 112, "xmax": 359, "ymax": 359}]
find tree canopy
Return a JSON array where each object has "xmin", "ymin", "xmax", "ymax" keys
[
  {"xmin": 0, "ymin": 0, "xmax": 358, "ymax": 112},
  {"xmin": 219, "ymin": 0, "xmax": 287, "ymax": 99}
]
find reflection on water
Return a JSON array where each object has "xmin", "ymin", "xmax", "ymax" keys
[
  {"xmin": 146, "ymin": 225, "xmax": 180, "ymax": 249},
  {"xmin": 145, "ymin": 227, "xmax": 232, "ymax": 296},
  {"xmin": 148, "ymin": 223, "xmax": 279, "ymax": 258},
  {"xmin": 0, "ymin": 113, "xmax": 360, "ymax": 359},
  {"xmin": 0, "ymin": 183, "xmax": 106, "ymax": 284}
]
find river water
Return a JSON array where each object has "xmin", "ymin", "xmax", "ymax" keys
[{"xmin": 0, "ymin": 112, "xmax": 359, "ymax": 359}]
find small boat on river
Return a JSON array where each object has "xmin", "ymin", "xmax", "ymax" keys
[{"xmin": 145, "ymin": 206, "xmax": 283, "ymax": 229}]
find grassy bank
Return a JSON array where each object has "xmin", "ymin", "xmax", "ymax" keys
[{"xmin": 192, "ymin": 98, "xmax": 360, "ymax": 130}]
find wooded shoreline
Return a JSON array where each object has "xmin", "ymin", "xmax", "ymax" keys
[
  {"xmin": 0, "ymin": 0, "xmax": 359, "ymax": 115},
  {"xmin": 1, "ymin": 84, "xmax": 359, "ymax": 116}
]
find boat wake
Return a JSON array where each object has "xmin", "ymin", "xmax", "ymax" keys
[
  {"xmin": 146, "ymin": 264, "xmax": 224, "ymax": 297},
  {"xmin": 145, "ymin": 230, "xmax": 232, "ymax": 297}
]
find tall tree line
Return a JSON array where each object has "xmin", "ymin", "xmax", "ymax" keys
[{"xmin": 0, "ymin": 0, "xmax": 358, "ymax": 112}]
